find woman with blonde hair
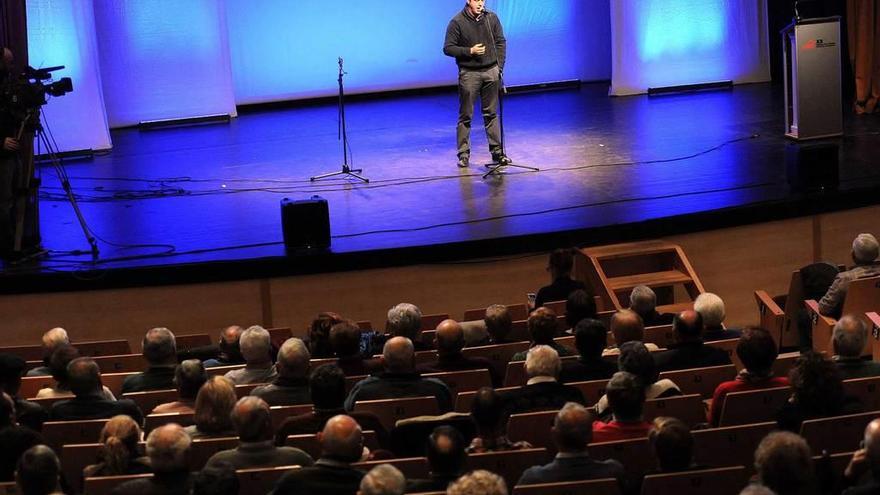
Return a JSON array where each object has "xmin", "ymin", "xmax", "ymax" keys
[
  {"xmin": 184, "ymin": 375, "xmax": 237, "ymax": 438},
  {"xmin": 83, "ymin": 415, "xmax": 151, "ymax": 479}
]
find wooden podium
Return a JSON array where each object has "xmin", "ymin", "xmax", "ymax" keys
[{"xmin": 577, "ymin": 240, "xmax": 705, "ymax": 313}]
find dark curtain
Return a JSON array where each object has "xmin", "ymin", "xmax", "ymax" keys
[
  {"xmin": 0, "ymin": 0, "xmax": 27, "ymax": 70},
  {"xmin": 848, "ymin": 0, "xmax": 880, "ymax": 114}
]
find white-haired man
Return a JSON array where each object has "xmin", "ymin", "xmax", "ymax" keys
[
  {"xmin": 386, "ymin": 303, "xmax": 431, "ymax": 351},
  {"xmin": 252, "ymin": 338, "xmax": 311, "ymax": 406},
  {"xmin": 502, "ymin": 345, "xmax": 585, "ymax": 417},
  {"xmin": 832, "ymin": 315, "xmax": 880, "ymax": 380},
  {"xmin": 819, "ymin": 233, "xmax": 880, "ymax": 317},
  {"xmin": 694, "ymin": 292, "xmax": 741, "ymax": 341},
  {"xmin": 225, "ymin": 325, "xmax": 277, "ymax": 385},
  {"xmin": 26, "ymin": 328, "xmax": 69, "ymax": 377},
  {"xmin": 111, "ymin": 423, "xmax": 193, "ymax": 495},
  {"xmin": 629, "ymin": 285, "xmax": 673, "ymax": 327},
  {"xmin": 359, "ymin": 464, "xmax": 405, "ymax": 495}
]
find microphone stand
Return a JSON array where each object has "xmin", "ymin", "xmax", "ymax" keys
[
  {"xmin": 311, "ymin": 57, "xmax": 369, "ymax": 183},
  {"xmin": 482, "ymin": 11, "xmax": 538, "ymax": 179}
]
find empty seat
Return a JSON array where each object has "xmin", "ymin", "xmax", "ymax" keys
[
  {"xmin": 800, "ymin": 410, "xmax": 880, "ymax": 455},
  {"xmin": 718, "ymin": 387, "xmax": 790, "ymax": 427},
  {"xmin": 692, "ymin": 422, "xmax": 776, "ymax": 474}
]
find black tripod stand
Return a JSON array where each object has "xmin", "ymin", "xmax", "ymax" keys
[
  {"xmin": 482, "ymin": 74, "xmax": 539, "ymax": 179},
  {"xmin": 311, "ymin": 58, "xmax": 369, "ymax": 183}
]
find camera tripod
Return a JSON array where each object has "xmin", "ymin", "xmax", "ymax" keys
[{"xmin": 310, "ymin": 58, "xmax": 369, "ymax": 183}]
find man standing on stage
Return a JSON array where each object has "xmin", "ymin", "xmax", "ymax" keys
[{"xmin": 444, "ymin": 0, "xmax": 507, "ymax": 169}]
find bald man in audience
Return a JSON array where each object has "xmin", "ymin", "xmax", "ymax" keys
[
  {"xmin": 122, "ymin": 327, "xmax": 178, "ymax": 394},
  {"xmin": 832, "ymin": 315, "xmax": 880, "ymax": 379},
  {"xmin": 203, "ymin": 325, "xmax": 245, "ymax": 368},
  {"xmin": 49, "ymin": 357, "xmax": 143, "ymax": 424},
  {"xmin": 252, "ymin": 338, "xmax": 312, "ymax": 406},
  {"xmin": 344, "ymin": 337, "xmax": 452, "ymax": 412},
  {"xmin": 842, "ymin": 418, "xmax": 880, "ymax": 494},
  {"xmin": 112, "ymin": 423, "xmax": 193, "ymax": 495},
  {"xmin": 501, "ymin": 345, "xmax": 585, "ymax": 417},
  {"xmin": 518, "ymin": 402, "xmax": 624, "ymax": 485},
  {"xmin": 819, "ymin": 233, "xmax": 880, "ymax": 317},
  {"xmin": 15, "ymin": 445, "xmax": 62, "ymax": 495},
  {"xmin": 272, "ymin": 415, "xmax": 365, "ymax": 495},
  {"xmin": 407, "ymin": 426, "xmax": 467, "ymax": 493},
  {"xmin": 602, "ymin": 309, "xmax": 659, "ymax": 356},
  {"xmin": 26, "ymin": 327, "xmax": 69, "ymax": 377},
  {"xmin": 225, "ymin": 325, "xmax": 278, "ymax": 385},
  {"xmin": 654, "ymin": 310, "xmax": 731, "ymax": 372},
  {"xmin": 206, "ymin": 396, "xmax": 313, "ymax": 469},
  {"xmin": 418, "ymin": 319, "xmax": 499, "ymax": 385}
]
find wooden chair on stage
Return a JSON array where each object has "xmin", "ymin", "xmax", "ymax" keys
[
  {"xmin": 805, "ymin": 276, "xmax": 880, "ymax": 358},
  {"xmin": 640, "ymin": 466, "xmax": 749, "ymax": 495},
  {"xmin": 237, "ymin": 465, "xmax": 299, "ymax": 495},
  {"xmin": 512, "ymin": 479, "xmax": 621, "ymax": 495},
  {"xmin": 466, "ymin": 448, "xmax": 550, "ymax": 488},
  {"xmin": 353, "ymin": 396, "xmax": 440, "ymax": 430},
  {"xmin": 718, "ymin": 386, "xmax": 790, "ymax": 427},
  {"xmin": 691, "ymin": 422, "xmax": 776, "ymax": 474},
  {"xmin": 659, "ymin": 364, "xmax": 737, "ymax": 399},
  {"xmin": 800, "ymin": 410, "xmax": 880, "ymax": 455}
]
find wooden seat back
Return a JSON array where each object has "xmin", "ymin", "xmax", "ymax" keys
[
  {"xmin": 705, "ymin": 339, "xmax": 742, "ymax": 370},
  {"xmin": 642, "ymin": 394, "xmax": 705, "ymax": 426},
  {"xmin": 464, "ymin": 303, "xmax": 528, "ymax": 323},
  {"xmin": 237, "ymin": 465, "xmax": 299, "ymax": 495},
  {"xmin": 353, "ymin": 457, "xmax": 430, "ymax": 479},
  {"xmin": 462, "ymin": 341, "xmax": 530, "ymax": 379},
  {"xmin": 285, "ymin": 430, "xmax": 379, "ymax": 459},
  {"xmin": 267, "ymin": 327, "xmax": 293, "ymax": 348},
  {"xmin": 455, "ymin": 386, "xmax": 517, "ymax": 413},
  {"xmin": 588, "ymin": 437, "xmax": 652, "ymax": 478},
  {"xmin": 20, "ymin": 375, "xmax": 54, "ymax": 399},
  {"xmin": 189, "ymin": 436, "xmax": 240, "ymax": 470},
  {"xmin": 512, "ymin": 479, "xmax": 620, "ymax": 495},
  {"xmin": 691, "ymin": 422, "xmax": 776, "ymax": 474},
  {"xmin": 807, "ymin": 276, "xmax": 880, "ymax": 357},
  {"xmin": 353, "ymin": 396, "xmax": 440, "ymax": 430},
  {"xmin": 772, "ymin": 352, "xmax": 801, "ymax": 379},
  {"xmin": 640, "ymin": 466, "xmax": 749, "ymax": 495},
  {"xmin": 61, "ymin": 442, "xmax": 104, "ymax": 493},
  {"xmin": 206, "ymin": 364, "xmax": 245, "ymax": 377},
  {"xmin": 74, "ymin": 340, "xmax": 133, "ymax": 358},
  {"xmin": 658, "ymin": 364, "xmax": 737, "ymax": 399},
  {"xmin": 43, "ymin": 418, "xmax": 109, "ymax": 452},
  {"xmin": 144, "ymin": 412, "xmax": 195, "ymax": 433},
  {"xmin": 507, "ymin": 410, "xmax": 558, "ymax": 450},
  {"xmin": 843, "ymin": 375, "xmax": 880, "ymax": 412},
  {"xmin": 101, "ymin": 372, "xmax": 139, "ymax": 396},
  {"xmin": 420, "ymin": 313, "xmax": 450, "ymax": 331},
  {"xmin": 122, "ymin": 389, "xmax": 178, "ymax": 414},
  {"xmin": 0, "ymin": 481, "xmax": 17, "ymax": 495},
  {"xmin": 83, "ymin": 473, "xmax": 153, "ymax": 495},
  {"xmin": 29, "ymin": 395, "xmax": 69, "ymax": 410},
  {"xmin": 91, "ymin": 354, "xmax": 148, "ymax": 374},
  {"xmin": 270, "ymin": 404, "xmax": 314, "ymax": 429},
  {"xmin": 235, "ymin": 383, "xmax": 263, "ymax": 398},
  {"xmin": 423, "ymin": 369, "xmax": 492, "ymax": 397},
  {"xmin": 643, "ymin": 325, "xmax": 673, "ymax": 348},
  {"xmin": 175, "ymin": 333, "xmax": 213, "ymax": 351},
  {"xmin": 800, "ymin": 410, "xmax": 880, "ymax": 455},
  {"xmin": 718, "ymin": 387, "xmax": 790, "ymax": 427},
  {"xmin": 345, "ymin": 375, "xmax": 369, "ymax": 394},
  {"xmin": 569, "ymin": 379, "xmax": 610, "ymax": 406},
  {"xmin": 466, "ymin": 448, "xmax": 550, "ymax": 488}
]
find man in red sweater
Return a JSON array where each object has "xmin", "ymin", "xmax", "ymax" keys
[
  {"xmin": 592, "ymin": 371, "xmax": 653, "ymax": 443},
  {"xmin": 708, "ymin": 327, "xmax": 789, "ymax": 426}
]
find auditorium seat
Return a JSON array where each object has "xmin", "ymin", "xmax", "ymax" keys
[
  {"xmin": 144, "ymin": 412, "xmax": 195, "ymax": 433},
  {"xmin": 643, "ymin": 324, "xmax": 673, "ymax": 348},
  {"xmin": 642, "ymin": 394, "xmax": 705, "ymax": 426},
  {"xmin": 61, "ymin": 442, "xmax": 106, "ymax": 493},
  {"xmin": 659, "ymin": 364, "xmax": 737, "ymax": 399},
  {"xmin": 91, "ymin": 353, "xmax": 148, "ymax": 374},
  {"xmin": 466, "ymin": 448, "xmax": 550, "ymax": 488},
  {"xmin": 507, "ymin": 410, "xmax": 557, "ymax": 450},
  {"xmin": 705, "ymin": 338, "xmax": 741, "ymax": 370},
  {"xmin": 237, "ymin": 465, "xmax": 299, "ymax": 495},
  {"xmin": 805, "ymin": 275, "xmax": 880, "ymax": 358},
  {"xmin": 19, "ymin": 375, "xmax": 54, "ymax": 399},
  {"xmin": 189, "ymin": 436, "xmax": 240, "ymax": 470},
  {"xmin": 270, "ymin": 404, "xmax": 314, "ymax": 429},
  {"xmin": 353, "ymin": 457, "xmax": 430, "ymax": 479},
  {"xmin": 718, "ymin": 387, "xmax": 790, "ymax": 427},
  {"xmin": 84, "ymin": 473, "xmax": 152, "ymax": 495},
  {"xmin": 588, "ymin": 437, "xmax": 653, "ymax": 479},
  {"xmin": 843, "ymin": 375, "xmax": 880, "ymax": 412},
  {"xmin": 800, "ymin": 410, "xmax": 880, "ymax": 455},
  {"xmin": 640, "ymin": 465, "xmax": 749, "ymax": 495},
  {"xmin": 423, "ymin": 369, "xmax": 492, "ymax": 397},
  {"xmin": 462, "ymin": 341, "xmax": 530, "ymax": 378},
  {"xmin": 503, "ymin": 356, "xmax": 578, "ymax": 387},
  {"xmin": 266, "ymin": 327, "xmax": 293, "ymax": 349},
  {"xmin": 455, "ymin": 386, "xmax": 518, "ymax": 413},
  {"xmin": 0, "ymin": 481, "xmax": 17, "ymax": 495},
  {"xmin": 235, "ymin": 383, "xmax": 263, "ymax": 398},
  {"xmin": 29, "ymin": 395, "xmax": 69, "ymax": 411},
  {"xmin": 691, "ymin": 421, "xmax": 775, "ymax": 474},
  {"xmin": 285, "ymin": 430, "xmax": 379, "ymax": 459},
  {"xmin": 174, "ymin": 333, "xmax": 212, "ymax": 352},
  {"xmin": 420, "ymin": 313, "xmax": 450, "ymax": 331},
  {"xmin": 354, "ymin": 396, "xmax": 440, "ymax": 430},
  {"xmin": 464, "ymin": 303, "xmax": 528, "ymax": 323},
  {"xmin": 122, "ymin": 389, "xmax": 178, "ymax": 414},
  {"xmin": 101, "ymin": 371, "xmax": 140, "ymax": 396},
  {"xmin": 512, "ymin": 479, "xmax": 620, "ymax": 495},
  {"xmin": 772, "ymin": 351, "xmax": 802, "ymax": 378},
  {"xmin": 346, "ymin": 374, "xmax": 369, "ymax": 393},
  {"xmin": 43, "ymin": 418, "xmax": 109, "ymax": 452},
  {"xmin": 205, "ymin": 364, "xmax": 245, "ymax": 377},
  {"xmin": 569, "ymin": 379, "xmax": 610, "ymax": 406}
]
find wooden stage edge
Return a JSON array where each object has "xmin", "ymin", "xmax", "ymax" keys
[{"xmin": 0, "ymin": 201, "xmax": 878, "ymax": 349}]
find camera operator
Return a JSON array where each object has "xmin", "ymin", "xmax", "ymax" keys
[{"xmin": 0, "ymin": 47, "xmax": 20, "ymax": 259}]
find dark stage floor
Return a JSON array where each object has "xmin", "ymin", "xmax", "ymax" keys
[{"xmin": 3, "ymin": 82, "xmax": 880, "ymax": 291}]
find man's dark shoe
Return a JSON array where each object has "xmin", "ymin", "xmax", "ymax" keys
[
  {"xmin": 492, "ymin": 154, "xmax": 512, "ymax": 165},
  {"xmin": 457, "ymin": 155, "xmax": 469, "ymax": 168}
]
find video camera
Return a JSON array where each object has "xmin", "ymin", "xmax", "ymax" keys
[{"xmin": 0, "ymin": 65, "xmax": 72, "ymax": 120}]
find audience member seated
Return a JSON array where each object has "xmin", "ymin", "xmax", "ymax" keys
[
  {"xmin": 203, "ymin": 325, "xmax": 245, "ymax": 368},
  {"xmin": 192, "ymin": 461, "xmax": 239, "ymax": 495},
  {"xmin": 559, "ymin": 318, "xmax": 617, "ymax": 383},
  {"xmin": 407, "ymin": 426, "xmax": 467, "ymax": 493},
  {"xmin": 50, "ymin": 357, "xmax": 143, "ymax": 424},
  {"xmin": 739, "ymin": 485, "xmax": 777, "ymax": 495},
  {"xmin": 15, "ymin": 445, "xmax": 61, "ymax": 495},
  {"xmin": 595, "ymin": 341, "xmax": 681, "ymax": 419},
  {"xmin": 477, "ymin": 304, "xmax": 515, "ymax": 346},
  {"xmin": 25, "ymin": 327, "xmax": 69, "ymax": 377},
  {"xmin": 777, "ymin": 352, "xmax": 862, "ymax": 433},
  {"xmin": 518, "ymin": 402, "xmax": 624, "ymax": 485},
  {"xmin": 310, "ymin": 312, "xmax": 345, "ymax": 359},
  {"xmin": 25, "ymin": 327, "xmax": 70, "ymax": 376},
  {"xmin": 122, "ymin": 327, "xmax": 178, "ymax": 394},
  {"xmin": 819, "ymin": 233, "xmax": 880, "ymax": 318},
  {"xmin": 344, "ymin": 337, "xmax": 452, "ymax": 412},
  {"xmin": 467, "ymin": 387, "xmax": 532, "ymax": 453},
  {"xmin": 841, "ymin": 418, "xmax": 880, "ymax": 495},
  {"xmin": 0, "ymin": 392, "xmax": 42, "ymax": 482},
  {"xmin": 206, "ymin": 396, "xmax": 314, "ymax": 469},
  {"xmin": 253, "ymin": 338, "xmax": 312, "ymax": 406},
  {"xmin": 502, "ymin": 346, "xmax": 585, "ymax": 417},
  {"xmin": 36, "ymin": 345, "xmax": 115, "ymax": 400},
  {"xmin": 359, "ymin": 464, "xmax": 405, "ymax": 495},
  {"xmin": 0, "ymin": 354, "xmax": 47, "ymax": 431},
  {"xmin": 592, "ymin": 371, "xmax": 653, "ymax": 443},
  {"xmin": 648, "ymin": 417, "xmax": 699, "ymax": 473},
  {"xmin": 654, "ymin": 310, "xmax": 731, "ymax": 372},
  {"xmin": 110, "ymin": 423, "xmax": 193, "ymax": 495},
  {"xmin": 152, "ymin": 359, "xmax": 206, "ymax": 415},
  {"xmin": 83, "ymin": 415, "xmax": 152, "ymax": 478},
  {"xmin": 534, "ymin": 248, "xmax": 588, "ymax": 309},
  {"xmin": 275, "ymin": 364, "xmax": 386, "ymax": 446},
  {"xmin": 418, "ymin": 319, "xmax": 498, "ymax": 385},
  {"xmin": 331, "ymin": 320, "xmax": 375, "ymax": 376},
  {"xmin": 602, "ymin": 309, "xmax": 659, "ymax": 356},
  {"xmin": 629, "ymin": 285, "xmax": 673, "ymax": 327},
  {"xmin": 448, "ymin": 470, "xmax": 507, "ymax": 495},
  {"xmin": 753, "ymin": 431, "xmax": 816, "ymax": 495},
  {"xmin": 272, "ymin": 415, "xmax": 366, "ymax": 495},
  {"xmin": 511, "ymin": 308, "xmax": 575, "ymax": 361},
  {"xmin": 832, "ymin": 315, "xmax": 880, "ymax": 379},
  {"xmin": 386, "ymin": 303, "xmax": 431, "ymax": 351},
  {"xmin": 224, "ymin": 325, "xmax": 278, "ymax": 385},
  {"xmin": 184, "ymin": 375, "xmax": 237, "ymax": 439},
  {"xmin": 708, "ymin": 327, "xmax": 789, "ymax": 427},
  {"xmin": 694, "ymin": 293, "xmax": 741, "ymax": 341},
  {"xmin": 563, "ymin": 289, "xmax": 597, "ymax": 333}
]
